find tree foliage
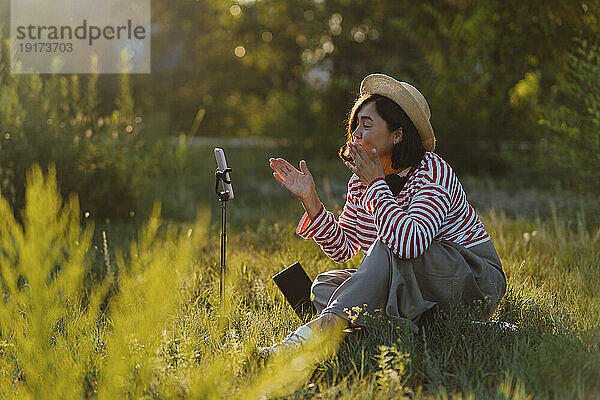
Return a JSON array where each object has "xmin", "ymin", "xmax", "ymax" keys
[
  {"xmin": 0, "ymin": 1, "xmax": 599, "ymax": 219},
  {"xmin": 0, "ymin": 30, "xmax": 158, "ymax": 219},
  {"xmin": 542, "ymin": 38, "xmax": 600, "ymax": 194},
  {"xmin": 139, "ymin": 0, "xmax": 598, "ymax": 173}
]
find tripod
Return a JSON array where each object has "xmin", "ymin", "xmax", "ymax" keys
[{"xmin": 215, "ymin": 167, "xmax": 232, "ymax": 302}]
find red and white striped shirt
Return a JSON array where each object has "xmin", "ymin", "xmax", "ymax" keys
[{"xmin": 297, "ymin": 151, "xmax": 490, "ymax": 262}]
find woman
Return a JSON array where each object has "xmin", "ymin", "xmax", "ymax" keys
[{"xmin": 263, "ymin": 73, "xmax": 506, "ymax": 356}]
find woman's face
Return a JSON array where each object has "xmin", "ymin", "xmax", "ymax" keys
[{"xmin": 351, "ymin": 101, "xmax": 401, "ymax": 161}]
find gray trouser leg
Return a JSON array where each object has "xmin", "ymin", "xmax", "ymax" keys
[
  {"xmin": 310, "ymin": 269, "xmax": 356, "ymax": 315},
  {"xmin": 322, "ymin": 240, "xmax": 436, "ymax": 325}
]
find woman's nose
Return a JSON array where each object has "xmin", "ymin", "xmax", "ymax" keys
[{"xmin": 351, "ymin": 127, "xmax": 362, "ymax": 141}]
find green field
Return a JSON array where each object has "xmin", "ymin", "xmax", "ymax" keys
[
  {"xmin": 1, "ymin": 149, "xmax": 599, "ymax": 399},
  {"xmin": 1, "ymin": 1, "xmax": 598, "ymax": 397}
]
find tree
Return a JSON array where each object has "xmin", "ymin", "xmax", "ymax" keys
[{"xmin": 542, "ymin": 38, "xmax": 600, "ymax": 194}]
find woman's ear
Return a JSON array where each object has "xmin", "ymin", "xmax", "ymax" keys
[{"xmin": 393, "ymin": 128, "xmax": 403, "ymax": 145}]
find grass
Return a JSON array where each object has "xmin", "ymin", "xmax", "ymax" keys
[{"xmin": 0, "ymin": 159, "xmax": 599, "ymax": 399}]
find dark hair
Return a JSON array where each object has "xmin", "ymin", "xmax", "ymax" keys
[{"xmin": 339, "ymin": 93, "xmax": 425, "ymax": 170}]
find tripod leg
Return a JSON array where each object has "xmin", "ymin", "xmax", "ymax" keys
[{"xmin": 220, "ymin": 200, "xmax": 226, "ymax": 302}]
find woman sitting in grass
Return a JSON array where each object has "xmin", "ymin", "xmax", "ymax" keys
[{"xmin": 264, "ymin": 73, "xmax": 506, "ymax": 356}]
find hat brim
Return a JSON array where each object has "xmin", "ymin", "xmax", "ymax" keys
[{"xmin": 360, "ymin": 74, "xmax": 436, "ymax": 152}]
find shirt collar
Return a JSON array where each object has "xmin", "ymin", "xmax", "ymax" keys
[{"xmin": 397, "ymin": 167, "xmax": 412, "ymax": 177}]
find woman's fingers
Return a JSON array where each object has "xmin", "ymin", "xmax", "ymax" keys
[
  {"xmin": 344, "ymin": 161, "xmax": 358, "ymax": 176},
  {"xmin": 269, "ymin": 165, "xmax": 287, "ymax": 181},
  {"xmin": 299, "ymin": 160, "xmax": 312, "ymax": 177},
  {"xmin": 371, "ymin": 148, "xmax": 381, "ymax": 164},
  {"xmin": 270, "ymin": 157, "xmax": 313, "ymax": 180},
  {"xmin": 277, "ymin": 158, "xmax": 296, "ymax": 173},
  {"xmin": 269, "ymin": 158, "xmax": 290, "ymax": 178},
  {"xmin": 273, "ymin": 171, "xmax": 287, "ymax": 186},
  {"xmin": 354, "ymin": 143, "xmax": 370, "ymax": 163},
  {"xmin": 269, "ymin": 157, "xmax": 316, "ymax": 195},
  {"xmin": 269, "ymin": 158, "xmax": 284, "ymax": 171},
  {"xmin": 350, "ymin": 144, "xmax": 367, "ymax": 168},
  {"xmin": 351, "ymin": 143, "xmax": 378, "ymax": 166},
  {"xmin": 273, "ymin": 170, "xmax": 286, "ymax": 182},
  {"xmin": 348, "ymin": 142, "xmax": 357, "ymax": 159},
  {"xmin": 270, "ymin": 157, "xmax": 304, "ymax": 192}
]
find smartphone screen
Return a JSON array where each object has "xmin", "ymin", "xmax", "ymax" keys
[{"xmin": 214, "ymin": 148, "xmax": 234, "ymax": 200}]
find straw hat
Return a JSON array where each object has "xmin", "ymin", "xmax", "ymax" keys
[{"xmin": 360, "ymin": 73, "xmax": 436, "ymax": 151}]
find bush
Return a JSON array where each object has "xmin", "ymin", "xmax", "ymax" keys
[
  {"xmin": 0, "ymin": 165, "xmax": 209, "ymax": 398},
  {"xmin": 0, "ymin": 31, "xmax": 161, "ymax": 220},
  {"xmin": 541, "ymin": 38, "xmax": 600, "ymax": 195}
]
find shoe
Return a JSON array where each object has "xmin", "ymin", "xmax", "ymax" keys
[
  {"xmin": 471, "ymin": 320, "xmax": 518, "ymax": 331},
  {"xmin": 258, "ymin": 326, "xmax": 314, "ymax": 358}
]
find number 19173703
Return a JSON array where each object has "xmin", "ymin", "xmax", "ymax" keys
[{"xmin": 19, "ymin": 42, "xmax": 73, "ymax": 53}]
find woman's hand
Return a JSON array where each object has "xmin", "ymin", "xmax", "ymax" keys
[
  {"xmin": 344, "ymin": 142, "xmax": 385, "ymax": 186},
  {"xmin": 269, "ymin": 158, "xmax": 315, "ymax": 200},
  {"xmin": 269, "ymin": 157, "xmax": 322, "ymax": 219}
]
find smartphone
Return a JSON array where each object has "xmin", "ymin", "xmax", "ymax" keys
[{"xmin": 214, "ymin": 148, "xmax": 234, "ymax": 200}]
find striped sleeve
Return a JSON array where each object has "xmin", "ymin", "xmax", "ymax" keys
[
  {"xmin": 361, "ymin": 177, "xmax": 451, "ymax": 259},
  {"xmin": 296, "ymin": 187, "xmax": 362, "ymax": 263}
]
